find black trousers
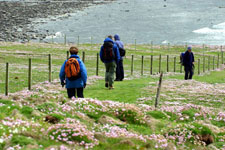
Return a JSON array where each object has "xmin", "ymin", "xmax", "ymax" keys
[
  {"xmin": 116, "ymin": 59, "xmax": 124, "ymax": 81},
  {"xmin": 184, "ymin": 66, "xmax": 194, "ymax": 80},
  {"xmin": 67, "ymin": 88, "xmax": 84, "ymax": 98}
]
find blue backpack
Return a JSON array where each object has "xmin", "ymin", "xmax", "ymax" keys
[{"xmin": 180, "ymin": 52, "xmax": 185, "ymax": 65}]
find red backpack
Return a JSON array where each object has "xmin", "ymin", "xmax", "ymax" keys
[
  {"xmin": 102, "ymin": 42, "xmax": 115, "ymax": 61},
  {"xmin": 65, "ymin": 58, "xmax": 81, "ymax": 80}
]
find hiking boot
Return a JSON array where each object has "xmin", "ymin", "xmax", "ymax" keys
[
  {"xmin": 109, "ymin": 86, "xmax": 114, "ymax": 90},
  {"xmin": 105, "ymin": 83, "xmax": 109, "ymax": 88},
  {"xmin": 114, "ymin": 79, "xmax": 120, "ymax": 81}
]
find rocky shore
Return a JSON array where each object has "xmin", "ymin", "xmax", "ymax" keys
[{"xmin": 0, "ymin": 0, "xmax": 114, "ymax": 42}]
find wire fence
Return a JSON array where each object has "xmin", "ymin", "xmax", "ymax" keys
[{"xmin": 0, "ymin": 40, "xmax": 224, "ymax": 95}]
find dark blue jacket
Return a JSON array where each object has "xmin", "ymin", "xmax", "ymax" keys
[
  {"xmin": 100, "ymin": 38, "xmax": 120, "ymax": 63},
  {"xmin": 59, "ymin": 55, "xmax": 87, "ymax": 89},
  {"xmin": 183, "ymin": 51, "xmax": 195, "ymax": 67}
]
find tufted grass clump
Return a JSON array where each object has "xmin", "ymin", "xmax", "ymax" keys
[
  {"xmin": 47, "ymin": 118, "xmax": 98, "ymax": 148},
  {"xmin": 20, "ymin": 106, "xmax": 34, "ymax": 118},
  {"xmin": 11, "ymin": 135, "xmax": 35, "ymax": 147},
  {"xmin": 0, "ymin": 99, "xmax": 14, "ymax": 105},
  {"xmin": 115, "ymin": 108, "xmax": 146, "ymax": 125},
  {"xmin": 147, "ymin": 111, "xmax": 168, "ymax": 119},
  {"xmin": 191, "ymin": 123, "xmax": 213, "ymax": 135}
]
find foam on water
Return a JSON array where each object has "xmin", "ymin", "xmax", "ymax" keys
[
  {"xmin": 193, "ymin": 22, "xmax": 225, "ymax": 35},
  {"xmin": 190, "ymin": 22, "xmax": 225, "ymax": 45},
  {"xmin": 45, "ymin": 32, "xmax": 63, "ymax": 39}
]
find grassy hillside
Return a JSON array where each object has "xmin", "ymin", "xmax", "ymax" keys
[{"xmin": 0, "ymin": 42, "xmax": 224, "ymax": 150}]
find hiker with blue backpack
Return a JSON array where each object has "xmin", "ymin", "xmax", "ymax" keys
[
  {"xmin": 100, "ymin": 37, "xmax": 121, "ymax": 89},
  {"xmin": 114, "ymin": 34, "xmax": 126, "ymax": 81},
  {"xmin": 181, "ymin": 46, "xmax": 195, "ymax": 80},
  {"xmin": 59, "ymin": 46, "xmax": 87, "ymax": 98}
]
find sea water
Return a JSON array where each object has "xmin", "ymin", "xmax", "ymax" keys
[{"xmin": 33, "ymin": 0, "xmax": 225, "ymax": 45}]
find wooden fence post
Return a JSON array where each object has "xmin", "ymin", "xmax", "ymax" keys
[
  {"xmin": 221, "ymin": 46, "xmax": 224, "ymax": 64},
  {"xmin": 141, "ymin": 55, "xmax": 144, "ymax": 75},
  {"xmin": 48, "ymin": 54, "xmax": 52, "ymax": 82},
  {"xmin": 155, "ymin": 72, "xmax": 163, "ymax": 108},
  {"xmin": 28, "ymin": 58, "xmax": 32, "ymax": 90},
  {"xmin": 96, "ymin": 53, "xmax": 99, "ymax": 76},
  {"xmin": 159, "ymin": 54, "xmax": 161, "ymax": 73},
  {"xmin": 222, "ymin": 51, "xmax": 224, "ymax": 64},
  {"xmin": 167, "ymin": 55, "xmax": 169, "ymax": 72},
  {"xmin": 208, "ymin": 56, "xmax": 210, "ymax": 71},
  {"xmin": 217, "ymin": 54, "xmax": 219, "ymax": 68},
  {"xmin": 213, "ymin": 56, "xmax": 215, "ymax": 70},
  {"xmin": 203, "ymin": 56, "xmax": 205, "ymax": 72},
  {"xmin": 82, "ymin": 51, "xmax": 85, "ymax": 63},
  {"xmin": 198, "ymin": 59, "xmax": 200, "ymax": 75},
  {"xmin": 67, "ymin": 51, "xmax": 69, "ymax": 59},
  {"xmin": 131, "ymin": 55, "xmax": 134, "ymax": 75},
  {"xmin": 5, "ymin": 63, "xmax": 9, "ymax": 96},
  {"xmin": 174, "ymin": 57, "xmax": 176, "ymax": 72},
  {"xmin": 150, "ymin": 55, "xmax": 153, "ymax": 75}
]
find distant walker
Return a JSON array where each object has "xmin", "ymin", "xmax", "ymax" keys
[
  {"xmin": 183, "ymin": 46, "xmax": 195, "ymax": 80},
  {"xmin": 100, "ymin": 37, "xmax": 120, "ymax": 89},
  {"xmin": 114, "ymin": 34, "xmax": 125, "ymax": 81}
]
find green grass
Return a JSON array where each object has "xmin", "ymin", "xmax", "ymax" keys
[
  {"xmin": 0, "ymin": 42, "xmax": 224, "ymax": 150},
  {"xmin": 20, "ymin": 106, "xmax": 34, "ymax": 118},
  {"xmin": 194, "ymin": 70, "xmax": 225, "ymax": 83},
  {"xmin": 11, "ymin": 135, "xmax": 35, "ymax": 146},
  {"xmin": 85, "ymin": 77, "xmax": 154, "ymax": 103},
  {"xmin": 147, "ymin": 111, "xmax": 168, "ymax": 119}
]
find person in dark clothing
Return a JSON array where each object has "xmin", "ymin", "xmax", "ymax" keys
[
  {"xmin": 114, "ymin": 34, "xmax": 125, "ymax": 81},
  {"xmin": 100, "ymin": 37, "xmax": 120, "ymax": 89},
  {"xmin": 183, "ymin": 46, "xmax": 195, "ymax": 80},
  {"xmin": 59, "ymin": 46, "xmax": 87, "ymax": 98}
]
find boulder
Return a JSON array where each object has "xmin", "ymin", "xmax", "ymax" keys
[
  {"xmin": 198, "ymin": 134, "xmax": 214, "ymax": 145},
  {"xmin": 45, "ymin": 115, "xmax": 60, "ymax": 124}
]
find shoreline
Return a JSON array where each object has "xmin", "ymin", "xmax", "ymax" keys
[{"xmin": 0, "ymin": 0, "xmax": 115, "ymax": 42}]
